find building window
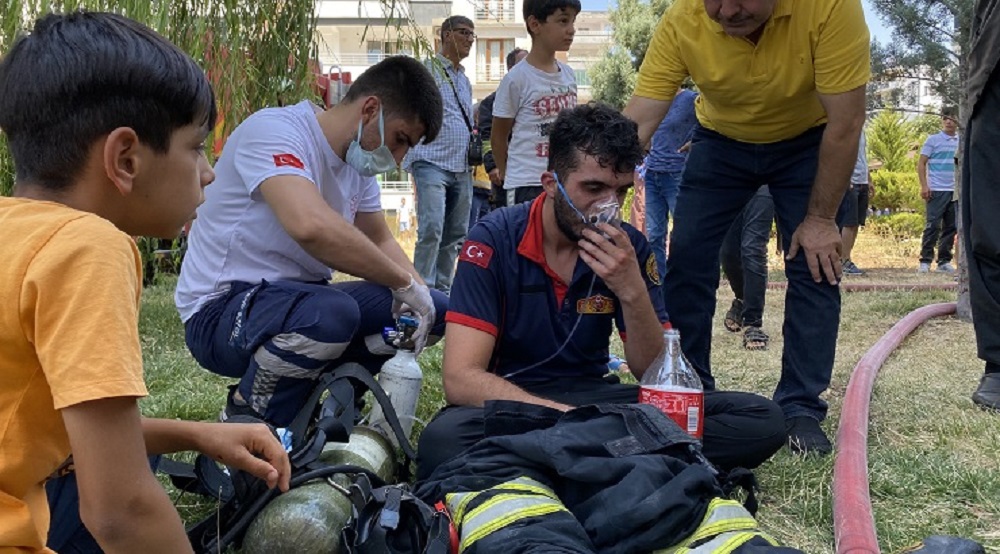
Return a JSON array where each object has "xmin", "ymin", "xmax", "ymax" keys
[
  {"xmin": 477, "ymin": 39, "xmax": 516, "ymax": 82},
  {"xmin": 366, "ymin": 41, "xmax": 411, "ymax": 64},
  {"xmin": 476, "ymin": 0, "xmax": 516, "ymax": 21}
]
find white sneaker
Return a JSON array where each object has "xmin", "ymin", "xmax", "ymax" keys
[
  {"xmin": 918, "ymin": 262, "xmax": 931, "ymax": 273},
  {"xmin": 937, "ymin": 262, "xmax": 956, "ymax": 274}
]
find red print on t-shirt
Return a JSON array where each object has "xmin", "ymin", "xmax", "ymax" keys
[
  {"xmin": 532, "ymin": 93, "xmax": 577, "ymax": 118},
  {"xmin": 273, "ymin": 153, "xmax": 305, "ymax": 169}
]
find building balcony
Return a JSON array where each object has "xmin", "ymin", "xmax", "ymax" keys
[
  {"xmin": 330, "ymin": 52, "xmax": 407, "ymax": 66},
  {"xmin": 475, "ymin": 0, "xmax": 516, "ymax": 22},
  {"xmin": 315, "ymin": 0, "xmax": 411, "ymax": 22},
  {"xmin": 477, "ymin": 63, "xmax": 508, "ymax": 83},
  {"xmin": 571, "ymin": 30, "xmax": 612, "ymax": 45}
]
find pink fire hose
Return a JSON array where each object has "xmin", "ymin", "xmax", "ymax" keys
[{"xmin": 832, "ymin": 302, "xmax": 957, "ymax": 554}]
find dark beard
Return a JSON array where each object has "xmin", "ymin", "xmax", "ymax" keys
[{"xmin": 552, "ymin": 189, "xmax": 585, "ymax": 242}]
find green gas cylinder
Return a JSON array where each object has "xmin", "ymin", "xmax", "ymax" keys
[{"xmin": 241, "ymin": 425, "xmax": 397, "ymax": 554}]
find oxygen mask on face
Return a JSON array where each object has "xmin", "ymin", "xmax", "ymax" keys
[
  {"xmin": 554, "ymin": 172, "xmax": 621, "ymax": 235},
  {"xmin": 585, "ymin": 199, "xmax": 621, "ymax": 229}
]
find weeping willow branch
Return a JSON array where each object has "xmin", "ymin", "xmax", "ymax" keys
[{"xmin": 1, "ymin": 0, "xmax": 320, "ymax": 196}]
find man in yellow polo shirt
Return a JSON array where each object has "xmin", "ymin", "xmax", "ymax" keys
[{"xmin": 623, "ymin": 0, "xmax": 869, "ymax": 454}]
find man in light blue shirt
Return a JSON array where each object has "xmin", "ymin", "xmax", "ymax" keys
[
  {"xmin": 917, "ymin": 109, "xmax": 959, "ymax": 274},
  {"xmin": 406, "ymin": 16, "xmax": 476, "ymax": 293}
]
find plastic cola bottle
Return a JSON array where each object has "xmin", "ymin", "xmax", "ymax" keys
[
  {"xmin": 639, "ymin": 329, "xmax": 704, "ymax": 439},
  {"xmin": 367, "ymin": 315, "xmax": 423, "ymax": 447}
]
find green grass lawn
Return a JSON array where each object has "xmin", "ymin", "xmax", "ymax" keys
[{"xmin": 140, "ymin": 229, "xmax": 999, "ymax": 553}]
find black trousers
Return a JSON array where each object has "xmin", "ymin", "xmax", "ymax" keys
[
  {"xmin": 962, "ymin": 65, "xmax": 1000, "ymax": 368},
  {"xmin": 417, "ymin": 377, "xmax": 786, "ymax": 481}
]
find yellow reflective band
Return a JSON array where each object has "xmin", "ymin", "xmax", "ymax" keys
[
  {"xmin": 714, "ymin": 530, "xmax": 758, "ymax": 553},
  {"xmin": 654, "ymin": 498, "xmax": 763, "ymax": 553},
  {"xmin": 461, "ymin": 499, "xmax": 568, "ymax": 552},
  {"xmin": 462, "ymin": 492, "xmax": 558, "ymax": 531},
  {"xmin": 446, "ymin": 477, "xmax": 558, "ymax": 527},
  {"xmin": 666, "ymin": 530, "xmax": 758, "ymax": 554},
  {"xmin": 687, "ymin": 517, "xmax": 759, "ymax": 543},
  {"xmin": 490, "ymin": 478, "xmax": 559, "ymax": 501},
  {"xmin": 445, "ymin": 490, "xmax": 480, "ymax": 525}
]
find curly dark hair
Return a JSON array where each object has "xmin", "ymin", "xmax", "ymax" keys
[{"xmin": 547, "ymin": 102, "xmax": 643, "ymax": 178}]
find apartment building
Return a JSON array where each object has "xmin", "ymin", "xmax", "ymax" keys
[
  {"xmin": 312, "ymin": 0, "xmax": 610, "ymax": 103},
  {"xmin": 869, "ymin": 67, "xmax": 948, "ymax": 116},
  {"xmin": 311, "ymin": 0, "xmax": 611, "ymax": 203}
]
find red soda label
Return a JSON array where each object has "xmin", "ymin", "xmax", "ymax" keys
[{"xmin": 639, "ymin": 386, "xmax": 704, "ymax": 439}]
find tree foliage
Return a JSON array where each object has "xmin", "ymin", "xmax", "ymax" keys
[
  {"xmin": 867, "ymin": 110, "xmax": 921, "ymax": 172},
  {"xmin": 869, "ymin": 0, "xmax": 976, "ymax": 319},
  {"xmin": 590, "ymin": 48, "xmax": 638, "ymax": 110},
  {"xmin": 867, "ymin": 0, "xmax": 974, "ymax": 114},
  {"xmin": 590, "ymin": 0, "xmax": 672, "ymax": 108},
  {"xmin": 1, "ymin": 0, "xmax": 320, "ymax": 197},
  {"xmin": 608, "ymin": 0, "xmax": 672, "ymax": 70}
]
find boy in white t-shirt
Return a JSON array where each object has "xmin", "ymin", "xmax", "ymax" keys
[{"xmin": 491, "ymin": 0, "xmax": 581, "ymax": 205}]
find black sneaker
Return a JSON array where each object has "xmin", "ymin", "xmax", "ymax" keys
[
  {"xmin": 220, "ymin": 385, "xmax": 264, "ymax": 422},
  {"xmin": 842, "ymin": 259, "xmax": 864, "ymax": 276},
  {"xmin": 786, "ymin": 416, "xmax": 832, "ymax": 455},
  {"xmin": 971, "ymin": 373, "xmax": 1000, "ymax": 411}
]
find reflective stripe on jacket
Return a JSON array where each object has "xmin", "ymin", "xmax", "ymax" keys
[{"xmin": 656, "ymin": 498, "xmax": 781, "ymax": 554}]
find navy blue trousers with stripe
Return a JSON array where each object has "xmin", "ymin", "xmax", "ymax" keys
[{"xmin": 185, "ymin": 280, "xmax": 447, "ymax": 427}]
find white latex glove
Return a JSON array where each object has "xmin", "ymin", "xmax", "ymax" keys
[{"xmin": 391, "ymin": 276, "xmax": 436, "ymax": 354}]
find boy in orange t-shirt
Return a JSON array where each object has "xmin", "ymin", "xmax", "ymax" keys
[{"xmin": 0, "ymin": 12, "xmax": 290, "ymax": 552}]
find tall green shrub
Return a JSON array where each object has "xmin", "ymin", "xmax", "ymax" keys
[
  {"xmin": 871, "ymin": 170, "xmax": 924, "ymax": 214},
  {"xmin": 1, "ymin": 0, "xmax": 320, "ymax": 197},
  {"xmin": 867, "ymin": 109, "xmax": 920, "ymax": 172}
]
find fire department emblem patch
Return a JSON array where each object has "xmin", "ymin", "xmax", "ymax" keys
[
  {"xmin": 577, "ymin": 294, "xmax": 615, "ymax": 314},
  {"xmin": 646, "ymin": 253, "xmax": 661, "ymax": 285}
]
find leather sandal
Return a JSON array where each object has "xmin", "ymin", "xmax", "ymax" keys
[
  {"xmin": 724, "ymin": 299, "xmax": 744, "ymax": 333},
  {"xmin": 743, "ymin": 326, "xmax": 769, "ymax": 351}
]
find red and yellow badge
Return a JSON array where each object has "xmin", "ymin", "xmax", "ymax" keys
[
  {"xmin": 577, "ymin": 294, "xmax": 615, "ymax": 314},
  {"xmin": 645, "ymin": 253, "xmax": 661, "ymax": 285}
]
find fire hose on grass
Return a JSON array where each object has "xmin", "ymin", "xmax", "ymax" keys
[{"xmin": 831, "ymin": 301, "xmax": 983, "ymax": 554}]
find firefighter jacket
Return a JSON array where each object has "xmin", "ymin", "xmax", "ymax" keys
[{"xmin": 414, "ymin": 401, "xmax": 802, "ymax": 554}]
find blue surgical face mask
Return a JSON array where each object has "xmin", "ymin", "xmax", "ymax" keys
[
  {"xmin": 346, "ymin": 107, "xmax": 397, "ymax": 177},
  {"xmin": 553, "ymin": 172, "xmax": 620, "ymax": 227}
]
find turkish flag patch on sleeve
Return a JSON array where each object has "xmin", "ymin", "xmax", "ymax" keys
[
  {"xmin": 459, "ymin": 240, "xmax": 494, "ymax": 269},
  {"xmin": 272, "ymin": 153, "xmax": 305, "ymax": 169}
]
